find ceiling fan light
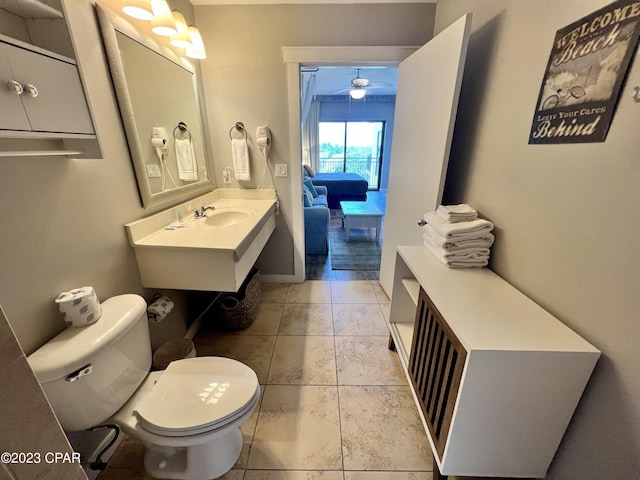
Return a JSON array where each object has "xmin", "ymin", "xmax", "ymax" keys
[
  {"xmin": 170, "ymin": 11, "xmax": 192, "ymax": 49},
  {"xmin": 121, "ymin": 0, "xmax": 154, "ymax": 20},
  {"xmin": 350, "ymin": 87, "xmax": 366, "ymax": 100},
  {"xmin": 151, "ymin": 0, "xmax": 178, "ymax": 36},
  {"xmin": 186, "ymin": 26, "xmax": 206, "ymax": 59}
]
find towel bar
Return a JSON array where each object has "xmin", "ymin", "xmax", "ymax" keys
[{"xmin": 229, "ymin": 121, "xmax": 247, "ymax": 140}]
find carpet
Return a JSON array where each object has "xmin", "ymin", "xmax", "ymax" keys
[{"xmin": 329, "ymin": 225, "xmax": 382, "ymax": 270}]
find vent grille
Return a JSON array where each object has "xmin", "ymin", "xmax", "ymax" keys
[{"xmin": 409, "ymin": 287, "xmax": 467, "ymax": 458}]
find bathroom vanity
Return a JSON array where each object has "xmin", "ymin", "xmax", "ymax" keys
[
  {"xmin": 125, "ymin": 189, "xmax": 276, "ymax": 292},
  {"xmin": 387, "ymin": 246, "xmax": 600, "ymax": 478}
]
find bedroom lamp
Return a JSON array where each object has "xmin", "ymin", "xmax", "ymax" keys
[
  {"xmin": 170, "ymin": 11, "xmax": 192, "ymax": 49},
  {"xmin": 121, "ymin": 0, "xmax": 153, "ymax": 20},
  {"xmin": 350, "ymin": 86, "xmax": 366, "ymax": 100},
  {"xmin": 150, "ymin": 0, "xmax": 178, "ymax": 36},
  {"xmin": 186, "ymin": 26, "xmax": 207, "ymax": 59}
]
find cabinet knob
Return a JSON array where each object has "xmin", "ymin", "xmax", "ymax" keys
[
  {"xmin": 7, "ymin": 80, "xmax": 23, "ymax": 95},
  {"xmin": 24, "ymin": 83, "xmax": 38, "ymax": 97}
]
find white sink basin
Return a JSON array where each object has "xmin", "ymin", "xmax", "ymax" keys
[
  {"xmin": 204, "ymin": 208, "xmax": 253, "ymax": 227},
  {"xmin": 125, "ymin": 190, "xmax": 276, "ymax": 292}
]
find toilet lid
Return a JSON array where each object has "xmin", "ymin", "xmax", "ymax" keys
[{"xmin": 135, "ymin": 357, "xmax": 259, "ymax": 436}]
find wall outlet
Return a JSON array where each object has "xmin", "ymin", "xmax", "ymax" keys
[
  {"xmin": 275, "ymin": 164, "xmax": 288, "ymax": 177},
  {"xmin": 146, "ymin": 164, "xmax": 161, "ymax": 178}
]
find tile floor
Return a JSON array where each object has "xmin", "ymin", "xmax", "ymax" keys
[{"xmin": 96, "ymin": 280, "xmax": 436, "ymax": 480}]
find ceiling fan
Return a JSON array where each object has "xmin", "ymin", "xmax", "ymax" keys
[
  {"xmin": 349, "ymin": 69, "xmax": 370, "ymax": 99},
  {"xmin": 339, "ymin": 68, "xmax": 394, "ymax": 100}
]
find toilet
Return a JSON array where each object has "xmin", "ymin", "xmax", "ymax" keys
[{"xmin": 28, "ymin": 294, "xmax": 260, "ymax": 480}]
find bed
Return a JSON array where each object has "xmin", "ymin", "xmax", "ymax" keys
[{"xmin": 309, "ymin": 172, "xmax": 369, "ymax": 209}]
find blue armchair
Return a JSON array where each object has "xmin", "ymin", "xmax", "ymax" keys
[{"xmin": 304, "ymin": 185, "xmax": 330, "ymax": 254}]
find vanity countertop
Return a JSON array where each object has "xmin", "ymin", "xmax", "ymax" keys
[{"xmin": 125, "ymin": 189, "xmax": 277, "ymax": 260}]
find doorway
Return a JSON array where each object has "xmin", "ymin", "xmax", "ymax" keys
[{"xmin": 283, "ymin": 46, "xmax": 418, "ymax": 283}]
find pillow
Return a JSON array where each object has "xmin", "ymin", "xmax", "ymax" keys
[
  {"xmin": 303, "ymin": 185, "xmax": 313, "ymax": 207},
  {"xmin": 303, "ymin": 178, "xmax": 319, "ymax": 198},
  {"xmin": 303, "ymin": 164, "xmax": 315, "ymax": 178}
]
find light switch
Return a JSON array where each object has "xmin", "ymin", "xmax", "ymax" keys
[
  {"xmin": 223, "ymin": 168, "xmax": 232, "ymax": 184},
  {"xmin": 275, "ymin": 164, "xmax": 288, "ymax": 177},
  {"xmin": 146, "ymin": 164, "xmax": 161, "ymax": 177}
]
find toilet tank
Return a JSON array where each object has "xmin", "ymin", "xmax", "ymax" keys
[{"xmin": 28, "ymin": 294, "xmax": 152, "ymax": 432}]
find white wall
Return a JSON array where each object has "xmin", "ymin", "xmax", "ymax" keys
[{"xmin": 435, "ymin": 1, "xmax": 640, "ymax": 477}]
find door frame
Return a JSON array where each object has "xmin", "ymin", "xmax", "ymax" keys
[{"xmin": 284, "ymin": 46, "xmax": 418, "ymax": 282}]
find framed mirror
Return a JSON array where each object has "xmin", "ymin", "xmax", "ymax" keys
[{"xmin": 96, "ymin": 5, "xmax": 213, "ymax": 210}]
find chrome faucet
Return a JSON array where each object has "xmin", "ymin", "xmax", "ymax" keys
[{"xmin": 193, "ymin": 204, "xmax": 215, "ymax": 218}]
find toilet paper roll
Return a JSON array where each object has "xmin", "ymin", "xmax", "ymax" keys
[
  {"xmin": 55, "ymin": 286, "xmax": 102, "ymax": 328},
  {"xmin": 147, "ymin": 295, "xmax": 174, "ymax": 323}
]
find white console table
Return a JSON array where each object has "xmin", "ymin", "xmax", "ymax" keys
[
  {"xmin": 340, "ymin": 201, "xmax": 384, "ymax": 242},
  {"xmin": 387, "ymin": 246, "xmax": 600, "ymax": 479}
]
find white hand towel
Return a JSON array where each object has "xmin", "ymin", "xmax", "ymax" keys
[
  {"xmin": 436, "ymin": 204, "xmax": 478, "ymax": 223},
  {"xmin": 424, "ymin": 211, "xmax": 494, "ymax": 240},
  {"xmin": 232, "ymin": 138, "xmax": 251, "ymax": 181},
  {"xmin": 423, "ymin": 225, "xmax": 495, "ymax": 251},
  {"xmin": 175, "ymin": 138, "xmax": 198, "ymax": 181},
  {"xmin": 423, "ymin": 240, "xmax": 489, "ymax": 268}
]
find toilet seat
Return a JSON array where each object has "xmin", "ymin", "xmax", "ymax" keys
[{"xmin": 134, "ymin": 357, "xmax": 259, "ymax": 437}]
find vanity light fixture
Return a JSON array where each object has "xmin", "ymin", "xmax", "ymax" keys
[
  {"xmin": 186, "ymin": 26, "xmax": 207, "ymax": 59},
  {"xmin": 170, "ymin": 11, "xmax": 192, "ymax": 49},
  {"xmin": 121, "ymin": 0, "xmax": 205, "ymax": 60},
  {"xmin": 121, "ymin": 0, "xmax": 154, "ymax": 20},
  {"xmin": 150, "ymin": 0, "xmax": 178, "ymax": 36}
]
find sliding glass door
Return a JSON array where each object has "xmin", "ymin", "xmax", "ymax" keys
[{"xmin": 318, "ymin": 121, "xmax": 384, "ymax": 190}]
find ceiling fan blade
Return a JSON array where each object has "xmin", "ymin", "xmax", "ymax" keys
[{"xmin": 367, "ymin": 81, "xmax": 394, "ymax": 88}]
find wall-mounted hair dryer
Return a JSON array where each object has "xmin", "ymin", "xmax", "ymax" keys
[
  {"xmin": 151, "ymin": 126, "xmax": 169, "ymax": 160},
  {"xmin": 256, "ymin": 126, "xmax": 271, "ymax": 155}
]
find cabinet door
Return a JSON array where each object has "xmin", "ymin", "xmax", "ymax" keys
[
  {"xmin": 2, "ymin": 43, "xmax": 94, "ymax": 135},
  {"xmin": 409, "ymin": 287, "xmax": 467, "ymax": 460},
  {"xmin": 0, "ymin": 45, "xmax": 31, "ymax": 131}
]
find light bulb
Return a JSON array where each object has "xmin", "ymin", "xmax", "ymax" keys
[
  {"xmin": 170, "ymin": 11, "xmax": 192, "ymax": 49},
  {"xmin": 350, "ymin": 87, "xmax": 366, "ymax": 100},
  {"xmin": 121, "ymin": 0, "xmax": 153, "ymax": 20},
  {"xmin": 151, "ymin": 0, "xmax": 177, "ymax": 36},
  {"xmin": 186, "ymin": 26, "xmax": 206, "ymax": 59}
]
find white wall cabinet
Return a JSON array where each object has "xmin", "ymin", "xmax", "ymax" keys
[
  {"xmin": 0, "ymin": 0, "xmax": 101, "ymax": 157},
  {"xmin": 387, "ymin": 246, "xmax": 600, "ymax": 478},
  {"xmin": 0, "ymin": 41, "xmax": 94, "ymax": 135}
]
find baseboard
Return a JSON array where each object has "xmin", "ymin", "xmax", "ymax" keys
[{"xmin": 261, "ymin": 273, "xmax": 302, "ymax": 284}]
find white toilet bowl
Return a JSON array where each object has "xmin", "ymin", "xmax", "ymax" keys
[{"xmin": 112, "ymin": 357, "xmax": 260, "ymax": 479}]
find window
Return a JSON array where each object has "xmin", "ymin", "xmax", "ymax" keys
[{"xmin": 318, "ymin": 121, "xmax": 384, "ymax": 189}]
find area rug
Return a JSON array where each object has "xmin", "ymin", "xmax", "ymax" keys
[{"xmin": 329, "ymin": 224, "xmax": 382, "ymax": 270}]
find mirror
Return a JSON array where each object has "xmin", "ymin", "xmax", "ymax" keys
[{"xmin": 96, "ymin": 5, "xmax": 213, "ymax": 210}]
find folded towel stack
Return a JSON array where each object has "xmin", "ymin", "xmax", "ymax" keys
[{"xmin": 422, "ymin": 205, "xmax": 495, "ymax": 268}]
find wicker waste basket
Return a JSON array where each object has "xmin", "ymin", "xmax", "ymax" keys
[{"xmin": 214, "ymin": 268, "xmax": 261, "ymax": 330}]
